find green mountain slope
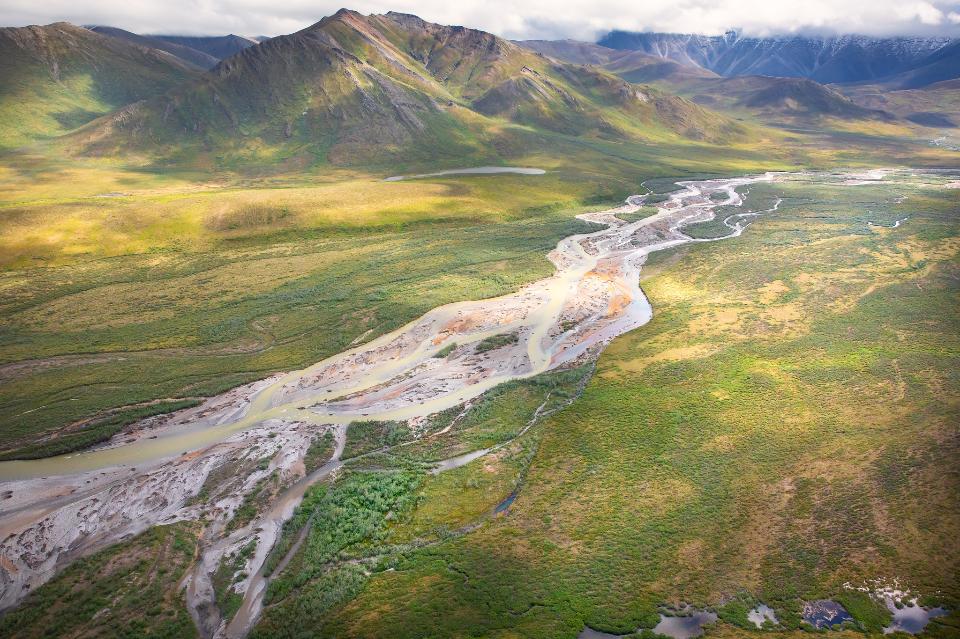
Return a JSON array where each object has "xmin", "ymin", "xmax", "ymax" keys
[
  {"xmin": 0, "ymin": 23, "xmax": 200, "ymax": 149},
  {"xmin": 74, "ymin": 10, "xmax": 752, "ymax": 169}
]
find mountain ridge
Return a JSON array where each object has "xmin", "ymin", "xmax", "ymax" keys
[
  {"xmin": 597, "ymin": 30, "xmax": 958, "ymax": 86},
  {"xmin": 72, "ymin": 9, "xmax": 752, "ymax": 168},
  {"xmin": 0, "ymin": 22, "xmax": 201, "ymax": 148}
]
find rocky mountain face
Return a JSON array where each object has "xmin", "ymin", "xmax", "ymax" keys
[
  {"xmin": 0, "ymin": 22, "xmax": 200, "ymax": 148},
  {"xmin": 597, "ymin": 30, "xmax": 958, "ymax": 87},
  {"xmin": 78, "ymin": 10, "xmax": 749, "ymax": 167}
]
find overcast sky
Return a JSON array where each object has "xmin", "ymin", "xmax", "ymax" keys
[{"xmin": 3, "ymin": 0, "xmax": 960, "ymax": 40}]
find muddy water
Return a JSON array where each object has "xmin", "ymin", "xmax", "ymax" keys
[{"xmin": 653, "ymin": 612, "xmax": 718, "ymax": 639}]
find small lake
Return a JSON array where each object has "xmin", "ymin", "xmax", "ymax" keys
[
  {"xmin": 384, "ymin": 166, "xmax": 546, "ymax": 181},
  {"xmin": 748, "ymin": 603, "xmax": 779, "ymax": 628},
  {"xmin": 883, "ymin": 599, "xmax": 947, "ymax": 635},
  {"xmin": 578, "ymin": 610, "xmax": 717, "ymax": 639},
  {"xmin": 803, "ymin": 600, "xmax": 852, "ymax": 629},
  {"xmin": 653, "ymin": 612, "xmax": 718, "ymax": 639}
]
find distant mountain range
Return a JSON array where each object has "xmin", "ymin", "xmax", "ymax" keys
[
  {"xmin": 88, "ymin": 27, "xmax": 259, "ymax": 69},
  {"xmin": 519, "ymin": 39, "xmax": 896, "ymax": 124},
  {"xmin": 595, "ymin": 31, "xmax": 959, "ymax": 88}
]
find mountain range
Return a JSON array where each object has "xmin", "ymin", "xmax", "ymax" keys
[
  {"xmin": 595, "ymin": 31, "xmax": 959, "ymax": 88},
  {"xmin": 2, "ymin": 10, "xmax": 958, "ymax": 164},
  {"xmin": 518, "ymin": 39, "xmax": 896, "ymax": 125},
  {"xmin": 70, "ymin": 10, "xmax": 749, "ymax": 168}
]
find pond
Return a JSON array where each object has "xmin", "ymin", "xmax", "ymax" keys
[
  {"xmin": 577, "ymin": 609, "xmax": 717, "ymax": 639},
  {"xmin": 883, "ymin": 598, "xmax": 947, "ymax": 635},
  {"xmin": 803, "ymin": 600, "xmax": 852, "ymax": 629},
  {"xmin": 748, "ymin": 603, "xmax": 779, "ymax": 628}
]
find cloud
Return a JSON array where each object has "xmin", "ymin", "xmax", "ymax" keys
[{"xmin": 2, "ymin": 0, "xmax": 960, "ymax": 39}]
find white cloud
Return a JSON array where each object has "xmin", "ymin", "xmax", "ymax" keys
[{"xmin": 2, "ymin": 0, "xmax": 960, "ymax": 39}]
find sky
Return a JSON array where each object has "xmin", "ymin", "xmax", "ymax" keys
[{"xmin": 3, "ymin": 0, "xmax": 960, "ymax": 40}]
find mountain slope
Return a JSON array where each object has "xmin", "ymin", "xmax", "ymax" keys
[
  {"xmin": 0, "ymin": 22, "xmax": 200, "ymax": 149},
  {"xmin": 598, "ymin": 31, "xmax": 956, "ymax": 85},
  {"xmin": 873, "ymin": 40, "xmax": 960, "ymax": 89},
  {"xmin": 89, "ymin": 26, "xmax": 219, "ymax": 69},
  {"xmin": 151, "ymin": 34, "xmax": 258, "ymax": 60},
  {"xmin": 76, "ymin": 10, "xmax": 751, "ymax": 169}
]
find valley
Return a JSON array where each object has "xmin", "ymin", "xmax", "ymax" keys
[{"xmin": 0, "ymin": 5, "xmax": 957, "ymax": 639}]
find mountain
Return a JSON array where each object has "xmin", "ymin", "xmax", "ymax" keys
[
  {"xmin": 518, "ymin": 39, "xmax": 890, "ymax": 124},
  {"xmin": 0, "ymin": 22, "xmax": 200, "ymax": 149},
  {"xmin": 597, "ymin": 31, "xmax": 957, "ymax": 86},
  {"xmin": 150, "ymin": 34, "xmax": 259, "ymax": 60},
  {"xmin": 75, "ymin": 10, "xmax": 750, "ymax": 168},
  {"xmin": 870, "ymin": 40, "xmax": 960, "ymax": 89},
  {"xmin": 518, "ymin": 39, "xmax": 628, "ymax": 65},
  {"xmin": 518, "ymin": 39, "xmax": 717, "ymax": 83},
  {"xmin": 89, "ymin": 25, "xmax": 219, "ymax": 69}
]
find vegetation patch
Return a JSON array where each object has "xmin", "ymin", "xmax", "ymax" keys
[
  {"xmin": 303, "ymin": 430, "xmax": 336, "ymax": 473},
  {"xmin": 475, "ymin": 331, "xmax": 520, "ymax": 353},
  {"xmin": 342, "ymin": 421, "xmax": 412, "ymax": 460},
  {"xmin": 0, "ymin": 523, "xmax": 201, "ymax": 638},
  {"xmin": 434, "ymin": 341, "xmax": 457, "ymax": 358}
]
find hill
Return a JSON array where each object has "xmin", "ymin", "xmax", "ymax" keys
[
  {"xmin": 88, "ymin": 25, "xmax": 219, "ymax": 69},
  {"xmin": 75, "ymin": 10, "xmax": 751, "ymax": 169},
  {"xmin": 0, "ymin": 22, "xmax": 200, "ymax": 149},
  {"xmin": 691, "ymin": 76, "xmax": 893, "ymax": 122},
  {"xmin": 838, "ymin": 79, "xmax": 960, "ymax": 128}
]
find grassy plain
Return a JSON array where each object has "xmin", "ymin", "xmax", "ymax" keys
[
  {"xmin": 251, "ymin": 175, "xmax": 960, "ymax": 637},
  {"xmin": 3, "ymin": 120, "xmax": 953, "ymax": 458},
  {"xmin": 0, "ymin": 128, "xmax": 821, "ymax": 458}
]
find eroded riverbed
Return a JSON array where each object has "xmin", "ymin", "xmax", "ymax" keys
[{"xmin": 1, "ymin": 169, "xmax": 939, "ymax": 636}]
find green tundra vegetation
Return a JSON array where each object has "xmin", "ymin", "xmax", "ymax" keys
[
  {"xmin": 3, "ymin": 171, "xmax": 957, "ymax": 637},
  {"xmin": 241, "ymin": 176, "xmax": 959, "ymax": 637},
  {"xmin": 0, "ymin": 523, "xmax": 201, "ymax": 638},
  {"xmin": 3, "ymin": 120, "xmax": 950, "ymax": 460}
]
